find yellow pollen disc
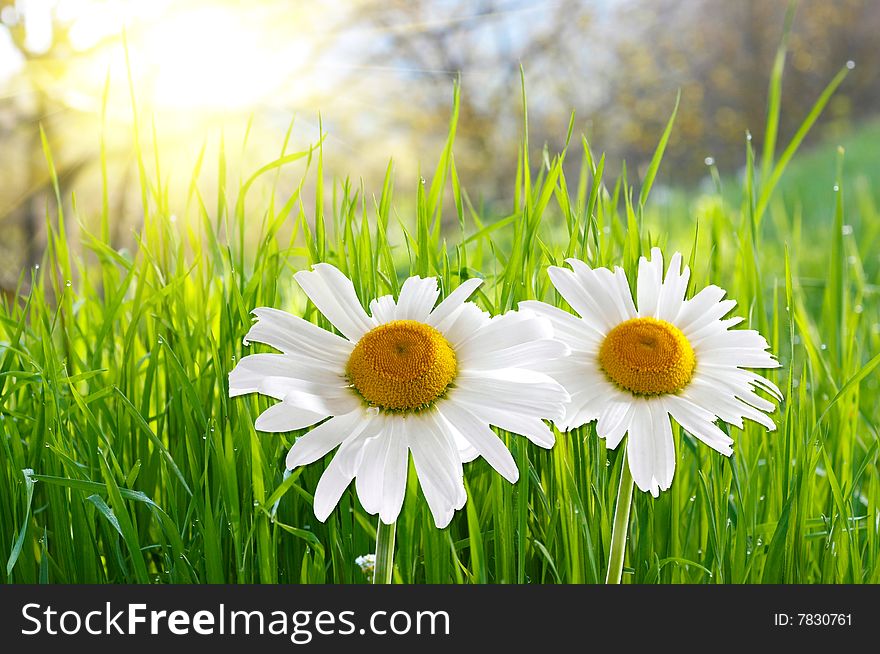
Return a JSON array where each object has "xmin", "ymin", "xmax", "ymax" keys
[
  {"xmin": 598, "ymin": 317, "xmax": 696, "ymax": 396},
  {"xmin": 346, "ymin": 320, "xmax": 457, "ymax": 411}
]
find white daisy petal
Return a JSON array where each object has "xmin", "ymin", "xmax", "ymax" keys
[
  {"xmin": 674, "ymin": 285, "xmax": 726, "ymax": 332},
  {"xmin": 657, "ymin": 252, "xmax": 690, "ymax": 322},
  {"xmin": 649, "ymin": 401, "xmax": 676, "ymax": 494},
  {"xmin": 636, "ymin": 247, "xmax": 664, "ymax": 318},
  {"xmin": 395, "ymin": 275, "xmax": 440, "ymax": 322},
  {"xmin": 254, "ymin": 401, "xmax": 327, "ymax": 432},
  {"xmin": 313, "ymin": 458, "xmax": 356, "ymax": 522},
  {"xmin": 409, "ymin": 412, "xmax": 466, "ymax": 528},
  {"xmin": 547, "ymin": 266, "xmax": 613, "ymax": 332},
  {"xmin": 369, "ymin": 295, "xmax": 397, "ymax": 324},
  {"xmin": 560, "ymin": 373, "xmax": 622, "ymax": 432},
  {"xmin": 245, "ymin": 308, "xmax": 352, "ymax": 362},
  {"xmin": 453, "ymin": 369, "xmax": 569, "ymax": 421},
  {"xmin": 355, "ymin": 425, "xmax": 392, "ymax": 515},
  {"xmin": 426, "ymin": 277, "xmax": 483, "ymax": 328},
  {"xmin": 280, "ymin": 384, "xmax": 360, "ymax": 417},
  {"xmin": 313, "ymin": 425, "xmax": 376, "ymax": 521},
  {"xmin": 566, "ymin": 260, "xmax": 636, "ymax": 326},
  {"xmin": 519, "ymin": 299, "xmax": 604, "ymax": 346},
  {"xmin": 229, "ymin": 353, "xmax": 346, "ymax": 399},
  {"xmin": 626, "ymin": 402, "xmax": 659, "ymax": 497},
  {"xmin": 379, "ymin": 420, "xmax": 409, "ymax": 524},
  {"xmin": 698, "ymin": 347, "xmax": 779, "ymax": 369},
  {"xmin": 456, "ymin": 311, "xmax": 553, "ymax": 358},
  {"xmin": 691, "ymin": 327, "xmax": 771, "ymax": 352},
  {"xmin": 435, "ymin": 302, "xmax": 491, "ymax": 348},
  {"xmin": 438, "ymin": 402, "xmax": 519, "ymax": 482},
  {"xmin": 286, "ymin": 409, "xmax": 367, "ymax": 469},
  {"xmin": 664, "ymin": 395, "xmax": 734, "ymax": 456},
  {"xmin": 294, "ymin": 263, "xmax": 376, "ymax": 341},
  {"xmin": 451, "ymin": 396, "xmax": 556, "ymax": 448},
  {"xmin": 681, "ymin": 299, "xmax": 738, "ymax": 337},
  {"xmin": 737, "ymin": 368, "xmax": 784, "ymax": 400},
  {"xmin": 460, "ymin": 339, "xmax": 569, "ymax": 371},
  {"xmin": 596, "ymin": 400, "xmax": 635, "ymax": 450}
]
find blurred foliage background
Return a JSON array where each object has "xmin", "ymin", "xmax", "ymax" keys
[{"xmin": 1, "ymin": 0, "xmax": 878, "ymax": 290}]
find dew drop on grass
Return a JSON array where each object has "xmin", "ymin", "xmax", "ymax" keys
[
  {"xmin": 820, "ymin": 343, "xmax": 827, "ymax": 350},
  {"xmin": 746, "ymin": 131, "xmax": 752, "ymax": 141},
  {"xmin": 65, "ymin": 280, "xmax": 72, "ymax": 287},
  {"xmin": 704, "ymin": 156, "xmax": 715, "ymax": 166},
  {"xmin": 841, "ymin": 224, "xmax": 853, "ymax": 234},
  {"xmin": 833, "ymin": 184, "xmax": 840, "ymax": 192},
  {"xmin": 34, "ymin": 264, "xmax": 40, "ymax": 270},
  {"xmin": 846, "ymin": 60, "xmax": 856, "ymax": 69},
  {"xmin": 689, "ymin": 495, "xmax": 696, "ymax": 502},
  {"xmin": 854, "ymin": 304, "xmax": 863, "ymax": 314}
]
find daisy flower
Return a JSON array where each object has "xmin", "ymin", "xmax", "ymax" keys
[
  {"xmin": 522, "ymin": 248, "xmax": 782, "ymax": 497},
  {"xmin": 229, "ymin": 264, "xmax": 569, "ymax": 528}
]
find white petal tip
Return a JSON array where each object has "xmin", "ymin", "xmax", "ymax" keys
[
  {"xmin": 433, "ymin": 515, "xmax": 453, "ymax": 530},
  {"xmin": 285, "ymin": 449, "xmax": 301, "ymax": 471}
]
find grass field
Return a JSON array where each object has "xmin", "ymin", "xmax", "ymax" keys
[{"xmin": 2, "ymin": 55, "xmax": 879, "ymax": 584}]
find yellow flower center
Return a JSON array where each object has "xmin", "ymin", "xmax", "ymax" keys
[
  {"xmin": 598, "ymin": 317, "xmax": 695, "ymax": 396},
  {"xmin": 346, "ymin": 320, "xmax": 457, "ymax": 411}
]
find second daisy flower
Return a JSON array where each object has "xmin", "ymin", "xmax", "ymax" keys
[{"xmin": 523, "ymin": 248, "xmax": 782, "ymax": 497}]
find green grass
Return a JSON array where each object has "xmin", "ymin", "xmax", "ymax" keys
[{"xmin": 2, "ymin": 56, "xmax": 879, "ymax": 584}]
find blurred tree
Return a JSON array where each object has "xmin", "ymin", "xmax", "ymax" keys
[
  {"xmin": 582, "ymin": 0, "xmax": 879, "ymax": 179},
  {"xmin": 0, "ymin": 0, "xmax": 96, "ymax": 287}
]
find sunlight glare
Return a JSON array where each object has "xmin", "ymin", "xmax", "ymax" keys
[{"xmin": 129, "ymin": 6, "xmax": 285, "ymax": 112}]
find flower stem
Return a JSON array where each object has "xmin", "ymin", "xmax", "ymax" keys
[
  {"xmin": 373, "ymin": 520, "xmax": 396, "ymax": 584},
  {"xmin": 606, "ymin": 449, "xmax": 634, "ymax": 584}
]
